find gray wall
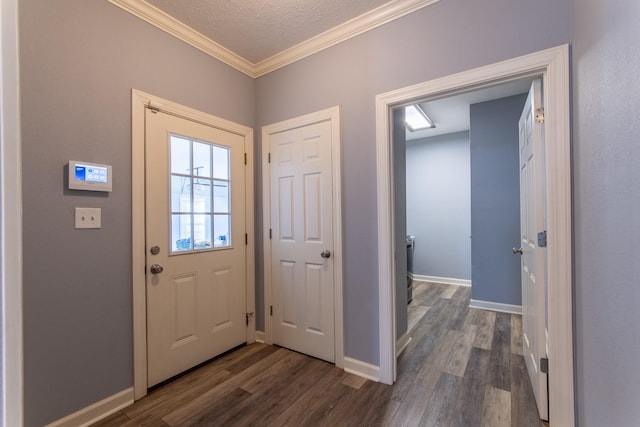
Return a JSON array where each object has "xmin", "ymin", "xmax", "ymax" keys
[
  {"xmin": 17, "ymin": 0, "xmax": 577, "ymax": 424},
  {"xmin": 573, "ymin": 0, "xmax": 640, "ymax": 425},
  {"xmin": 17, "ymin": 0, "xmax": 640, "ymax": 424},
  {"xmin": 393, "ymin": 108, "xmax": 408, "ymax": 339},
  {"xmin": 469, "ymin": 94, "xmax": 527, "ymax": 306},
  {"xmin": 406, "ymin": 131, "xmax": 471, "ymax": 281},
  {"xmin": 255, "ymin": 0, "xmax": 571, "ymax": 364},
  {"xmin": 19, "ymin": 1, "xmax": 255, "ymax": 425}
]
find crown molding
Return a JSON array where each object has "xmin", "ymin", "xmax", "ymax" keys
[
  {"xmin": 108, "ymin": 0, "xmax": 256, "ymax": 77},
  {"xmin": 108, "ymin": 0, "xmax": 440, "ymax": 78},
  {"xmin": 254, "ymin": 0, "xmax": 440, "ymax": 77}
]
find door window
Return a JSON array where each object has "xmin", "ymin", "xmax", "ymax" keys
[{"xmin": 170, "ymin": 134, "xmax": 231, "ymax": 253}]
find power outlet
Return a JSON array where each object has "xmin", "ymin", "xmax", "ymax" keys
[{"xmin": 75, "ymin": 207, "xmax": 101, "ymax": 229}]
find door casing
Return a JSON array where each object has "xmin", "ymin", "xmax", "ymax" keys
[
  {"xmin": 131, "ymin": 89, "xmax": 255, "ymax": 400},
  {"xmin": 375, "ymin": 45, "xmax": 573, "ymax": 426},
  {"xmin": 261, "ymin": 106, "xmax": 344, "ymax": 369}
]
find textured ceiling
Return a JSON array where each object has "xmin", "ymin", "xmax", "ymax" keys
[{"xmin": 146, "ymin": 0, "xmax": 391, "ymax": 64}]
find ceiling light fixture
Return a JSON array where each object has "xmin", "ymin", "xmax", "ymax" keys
[{"xmin": 405, "ymin": 104, "xmax": 435, "ymax": 131}]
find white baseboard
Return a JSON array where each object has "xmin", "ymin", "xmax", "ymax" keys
[
  {"xmin": 255, "ymin": 330, "xmax": 266, "ymax": 343},
  {"xmin": 46, "ymin": 387, "xmax": 134, "ymax": 427},
  {"xmin": 410, "ymin": 273, "xmax": 471, "ymax": 287},
  {"xmin": 343, "ymin": 357, "xmax": 380, "ymax": 382},
  {"xmin": 469, "ymin": 299, "xmax": 522, "ymax": 315},
  {"xmin": 396, "ymin": 332, "xmax": 411, "ymax": 357}
]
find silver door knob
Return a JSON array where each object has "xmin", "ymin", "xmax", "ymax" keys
[
  {"xmin": 512, "ymin": 247, "xmax": 523, "ymax": 255},
  {"xmin": 149, "ymin": 264, "xmax": 164, "ymax": 274},
  {"xmin": 321, "ymin": 250, "xmax": 331, "ymax": 259}
]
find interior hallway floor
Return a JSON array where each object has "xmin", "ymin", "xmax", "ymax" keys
[{"xmin": 93, "ymin": 281, "xmax": 544, "ymax": 426}]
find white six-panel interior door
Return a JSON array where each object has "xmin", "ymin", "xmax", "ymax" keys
[
  {"xmin": 518, "ymin": 79, "xmax": 549, "ymax": 420},
  {"xmin": 262, "ymin": 107, "xmax": 344, "ymax": 367}
]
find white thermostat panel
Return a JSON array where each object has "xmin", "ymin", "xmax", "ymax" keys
[{"xmin": 68, "ymin": 160, "xmax": 112, "ymax": 192}]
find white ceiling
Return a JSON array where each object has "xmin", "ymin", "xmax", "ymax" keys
[
  {"xmin": 146, "ymin": 0, "xmax": 391, "ymax": 64},
  {"xmin": 405, "ymin": 78, "xmax": 535, "ymax": 141}
]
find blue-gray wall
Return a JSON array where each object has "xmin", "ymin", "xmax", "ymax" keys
[
  {"xmin": 17, "ymin": 0, "xmax": 579, "ymax": 424},
  {"xmin": 255, "ymin": 0, "xmax": 571, "ymax": 364},
  {"xmin": 19, "ymin": 1, "xmax": 255, "ymax": 425},
  {"xmin": 573, "ymin": 0, "xmax": 640, "ymax": 425},
  {"xmin": 469, "ymin": 94, "xmax": 527, "ymax": 306},
  {"xmin": 393, "ymin": 108, "xmax": 408, "ymax": 339},
  {"xmin": 406, "ymin": 131, "xmax": 471, "ymax": 281}
]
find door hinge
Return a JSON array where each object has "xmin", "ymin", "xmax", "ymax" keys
[
  {"xmin": 269, "ymin": 228, "xmax": 272, "ymax": 239},
  {"xmin": 540, "ymin": 357, "xmax": 549, "ymax": 374},
  {"xmin": 245, "ymin": 312, "xmax": 254, "ymax": 326},
  {"xmin": 244, "ymin": 153, "xmax": 247, "ymax": 165},
  {"xmin": 535, "ymin": 108, "xmax": 545, "ymax": 124},
  {"xmin": 268, "ymin": 153, "xmax": 271, "ymax": 163},
  {"xmin": 537, "ymin": 230, "xmax": 547, "ymax": 247},
  {"xmin": 147, "ymin": 101, "xmax": 161, "ymax": 113},
  {"xmin": 270, "ymin": 305, "xmax": 273, "ymax": 316},
  {"xmin": 245, "ymin": 233, "xmax": 248, "ymax": 245}
]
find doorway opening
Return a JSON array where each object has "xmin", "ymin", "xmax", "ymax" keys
[{"xmin": 375, "ymin": 45, "xmax": 573, "ymax": 426}]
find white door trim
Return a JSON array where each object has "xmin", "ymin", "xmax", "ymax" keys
[
  {"xmin": 375, "ymin": 45, "xmax": 574, "ymax": 426},
  {"xmin": 262, "ymin": 106, "xmax": 344, "ymax": 369},
  {"xmin": 1, "ymin": 0, "xmax": 23, "ymax": 424},
  {"xmin": 131, "ymin": 90, "xmax": 255, "ymax": 399}
]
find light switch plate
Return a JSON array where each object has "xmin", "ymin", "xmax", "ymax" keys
[{"xmin": 75, "ymin": 207, "xmax": 101, "ymax": 229}]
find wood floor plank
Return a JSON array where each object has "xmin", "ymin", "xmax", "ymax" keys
[
  {"xmin": 511, "ymin": 314, "xmax": 524, "ymax": 355},
  {"xmin": 410, "ymin": 281, "xmax": 430, "ymax": 301},
  {"xmin": 448, "ymin": 287, "xmax": 472, "ymax": 330},
  {"xmin": 394, "ymin": 327, "xmax": 458, "ymax": 425},
  {"xmin": 292, "ymin": 382, "xmax": 357, "ymax": 426},
  {"xmin": 90, "ymin": 411, "xmax": 136, "ymax": 427},
  {"xmin": 443, "ymin": 324, "xmax": 478, "ymax": 377},
  {"xmin": 167, "ymin": 387, "xmax": 252, "ymax": 427},
  {"xmin": 449, "ymin": 347, "xmax": 491, "ymax": 427},
  {"xmin": 468, "ymin": 308, "xmax": 496, "ymax": 350},
  {"xmin": 124, "ymin": 369, "xmax": 233, "ymax": 424},
  {"xmin": 487, "ymin": 312, "xmax": 512, "ymax": 391},
  {"xmin": 161, "ymin": 348, "xmax": 292, "ymax": 425},
  {"xmin": 239, "ymin": 349, "xmax": 307, "ymax": 394},
  {"xmin": 91, "ymin": 283, "xmax": 543, "ymax": 427},
  {"xmin": 481, "ymin": 386, "xmax": 511, "ymax": 427},
  {"xmin": 511, "ymin": 353, "xmax": 544, "ymax": 427},
  {"xmin": 266, "ymin": 367, "xmax": 350, "ymax": 426},
  {"xmin": 122, "ymin": 343, "xmax": 269, "ymax": 422},
  {"xmin": 419, "ymin": 372, "xmax": 463, "ymax": 426},
  {"xmin": 341, "ymin": 372, "xmax": 368, "ymax": 390},
  {"xmin": 407, "ymin": 304, "xmax": 429, "ymax": 333},
  {"xmin": 205, "ymin": 357, "xmax": 334, "ymax": 426},
  {"xmin": 440, "ymin": 284, "xmax": 458, "ymax": 299}
]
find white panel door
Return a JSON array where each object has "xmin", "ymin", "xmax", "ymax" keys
[
  {"xmin": 270, "ymin": 120, "xmax": 335, "ymax": 363},
  {"xmin": 518, "ymin": 79, "xmax": 549, "ymax": 420},
  {"xmin": 145, "ymin": 109, "xmax": 247, "ymax": 387}
]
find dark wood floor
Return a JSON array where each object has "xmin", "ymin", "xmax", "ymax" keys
[{"xmin": 94, "ymin": 281, "xmax": 543, "ymax": 426}]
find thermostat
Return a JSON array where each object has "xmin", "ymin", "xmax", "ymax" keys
[{"xmin": 68, "ymin": 161, "xmax": 112, "ymax": 192}]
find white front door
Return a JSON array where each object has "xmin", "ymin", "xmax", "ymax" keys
[
  {"xmin": 518, "ymin": 79, "xmax": 549, "ymax": 420},
  {"xmin": 145, "ymin": 109, "xmax": 247, "ymax": 387},
  {"xmin": 268, "ymin": 120, "xmax": 336, "ymax": 363}
]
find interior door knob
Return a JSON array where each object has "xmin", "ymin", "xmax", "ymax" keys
[
  {"xmin": 150, "ymin": 264, "xmax": 164, "ymax": 274},
  {"xmin": 321, "ymin": 250, "xmax": 331, "ymax": 259},
  {"xmin": 512, "ymin": 247, "xmax": 524, "ymax": 255}
]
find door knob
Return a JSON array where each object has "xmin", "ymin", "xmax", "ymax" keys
[
  {"xmin": 321, "ymin": 250, "xmax": 331, "ymax": 259},
  {"xmin": 512, "ymin": 247, "xmax": 524, "ymax": 255},
  {"xmin": 149, "ymin": 264, "xmax": 164, "ymax": 274}
]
